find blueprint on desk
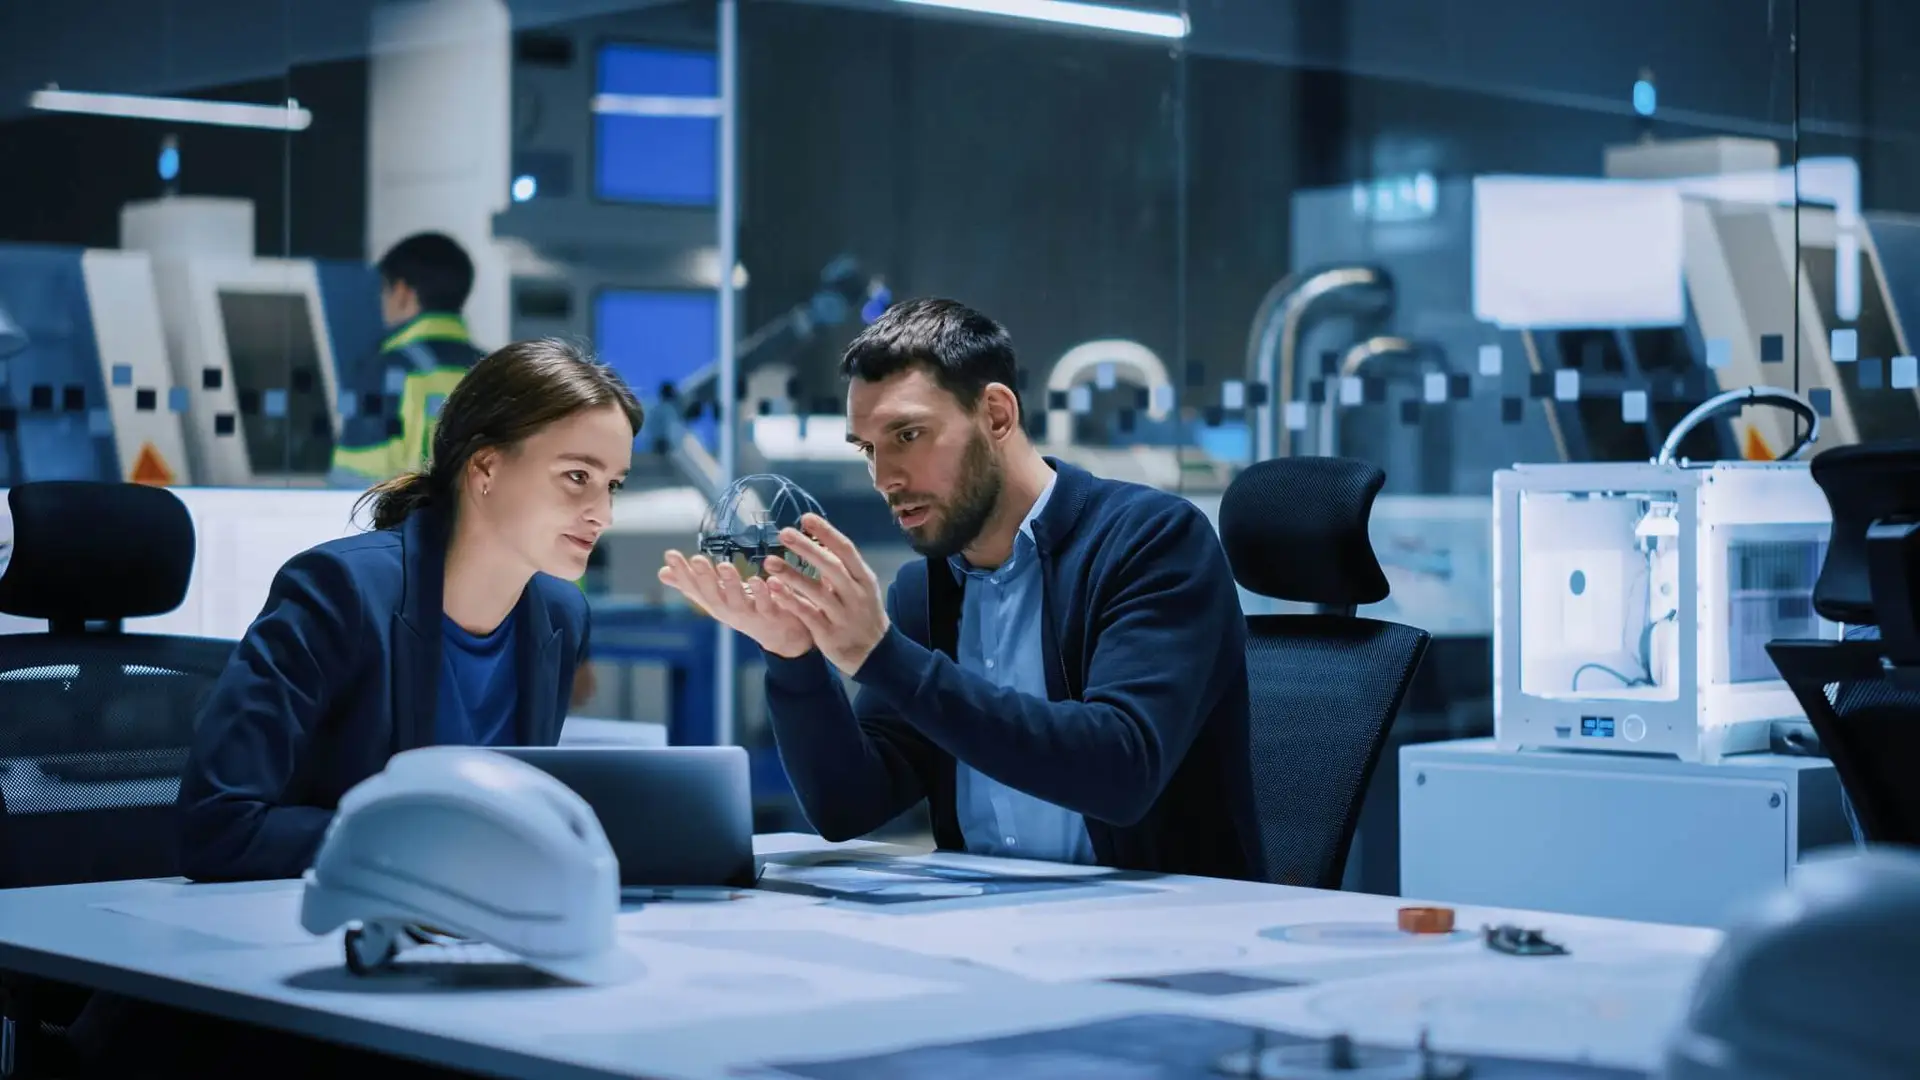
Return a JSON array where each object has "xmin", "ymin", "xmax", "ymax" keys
[
  {"xmin": 756, "ymin": 850, "xmax": 1160, "ymax": 914},
  {"xmin": 760, "ymin": 1013, "xmax": 1647, "ymax": 1079}
]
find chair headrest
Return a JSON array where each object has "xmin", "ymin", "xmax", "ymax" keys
[
  {"xmin": 1218, "ymin": 457, "xmax": 1389, "ymax": 607},
  {"xmin": 1810, "ymin": 439, "xmax": 1920, "ymax": 626},
  {"xmin": 0, "ymin": 482, "xmax": 195, "ymax": 628}
]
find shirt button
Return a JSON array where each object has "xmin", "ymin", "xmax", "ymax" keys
[
  {"xmin": 1004, "ymin": 836, "xmax": 1018, "ymax": 847},
  {"xmin": 986, "ymin": 659, "xmax": 995, "ymax": 669}
]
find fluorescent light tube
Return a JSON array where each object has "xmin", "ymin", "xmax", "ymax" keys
[
  {"xmin": 30, "ymin": 89, "xmax": 312, "ymax": 132},
  {"xmin": 895, "ymin": 0, "xmax": 1188, "ymax": 38},
  {"xmin": 591, "ymin": 94, "xmax": 724, "ymax": 119}
]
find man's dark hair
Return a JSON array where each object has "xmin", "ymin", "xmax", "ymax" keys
[
  {"xmin": 839, "ymin": 297, "xmax": 1018, "ymax": 415},
  {"xmin": 377, "ymin": 232, "xmax": 475, "ymax": 314}
]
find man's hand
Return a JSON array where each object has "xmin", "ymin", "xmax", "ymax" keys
[
  {"xmin": 762, "ymin": 513, "xmax": 891, "ymax": 677},
  {"xmin": 658, "ymin": 551, "xmax": 815, "ymax": 659}
]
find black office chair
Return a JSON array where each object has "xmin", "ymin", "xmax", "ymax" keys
[
  {"xmin": 1217, "ymin": 457, "xmax": 1431, "ymax": 890},
  {"xmin": 0, "ymin": 481, "xmax": 235, "ymax": 1078},
  {"xmin": 1767, "ymin": 439, "xmax": 1920, "ymax": 847}
]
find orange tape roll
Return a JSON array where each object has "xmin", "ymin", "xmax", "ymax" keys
[{"xmin": 1397, "ymin": 906, "xmax": 1456, "ymax": 934}]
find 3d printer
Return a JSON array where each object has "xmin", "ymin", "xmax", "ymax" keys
[{"xmin": 1494, "ymin": 389, "xmax": 1840, "ymax": 763}]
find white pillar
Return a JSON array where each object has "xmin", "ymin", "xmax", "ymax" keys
[{"xmin": 365, "ymin": 0, "xmax": 512, "ymax": 350}]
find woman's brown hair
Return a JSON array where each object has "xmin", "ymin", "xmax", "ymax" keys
[{"xmin": 354, "ymin": 337, "xmax": 643, "ymax": 532}]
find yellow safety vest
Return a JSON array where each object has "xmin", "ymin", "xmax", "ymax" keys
[{"xmin": 330, "ymin": 314, "xmax": 480, "ymax": 486}]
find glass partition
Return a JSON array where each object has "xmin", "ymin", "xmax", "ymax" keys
[{"xmin": 0, "ymin": 0, "xmax": 1893, "ymax": 839}]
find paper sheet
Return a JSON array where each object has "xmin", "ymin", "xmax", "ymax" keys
[
  {"xmin": 97, "ymin": 885, "xmax": 840, "ymax": 947},
  {"xmin": 1188, "ymin": 960, "xmax": 1702, "ymax": 1072},
  {"xmin": 822, "ymin": 895, "xmax": 1714, "ymax": 985},
  {"xmin": 96, "ymin": 886, "xmax": 317, "ymax": 947},
  {"xmin": 756, "ymin": 858, "xmax": 1153, "ymax": 916}
]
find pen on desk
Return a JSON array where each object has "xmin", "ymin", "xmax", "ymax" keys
[{"xmin": 626, "ymin": 887, "xmax": 749, "ymax": 903}]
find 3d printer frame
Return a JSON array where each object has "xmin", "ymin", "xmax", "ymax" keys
[{"xmin": 1494, "ymin": 461, "xmax": 1836, "ymax": 763}]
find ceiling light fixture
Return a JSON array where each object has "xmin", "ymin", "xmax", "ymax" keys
[
  {"xmin": 894, "ymin": 0, "xmax": 1188, "ymax": 40},
  {"xmin": 30, "ymin": 88, "xmax": 312, "ymax": 132}
]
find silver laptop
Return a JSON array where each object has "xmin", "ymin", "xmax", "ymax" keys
[{"xmin": 494, "ymin": 745, "xmax": 757, "ymax": 890}]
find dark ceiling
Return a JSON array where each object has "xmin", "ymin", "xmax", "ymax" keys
[{"xmin": 0, "ymin": 0, "xmax": 1899, "ymax": 142}]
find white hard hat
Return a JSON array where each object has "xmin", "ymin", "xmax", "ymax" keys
[
  {"xmin": 300, "ymin": 745, "xmax": 639, "ymax": 985},
  {"xmin": 1660, "ymin": 846, "xmax": 1920, "ymax": 1080}
]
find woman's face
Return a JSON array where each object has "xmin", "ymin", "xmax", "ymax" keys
[{"xmin": 465, "ymin": 404, "xmax": 634, "ymax": 579}]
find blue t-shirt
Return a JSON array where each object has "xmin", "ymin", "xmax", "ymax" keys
[{"xmin": 436, "ymin": 612, "xmax": 520, "ymax": 747}]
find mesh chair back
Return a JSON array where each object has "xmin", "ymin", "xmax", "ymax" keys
[
  {"xmin": 1219, "ymin": 456, "xmax": 1431, "ymax": 889},
  {"xmin": 0, "ymin": 634, "xmax": 233, "ymax": 888},
  {"xmin": 1769, "ymin": 638, "xmax": 1920, "ymax": 847},
  {"xmin": 1246, "ymin": 614, "xmax": 1428, "ymax": 888}
]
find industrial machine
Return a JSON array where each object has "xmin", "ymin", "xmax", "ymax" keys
[
  {"xmin": 1271, "ymin": 181, "xmax": 1563, "ymax": 495},
  {"xmin": 121, "ymin": 196, "xmax": 384, "ymax": 489},
  {"xmin": 1274, "ymin": 138, "xmax": 1920, "ymax": 503},
  {"xmin": 0, "ymin": 242, "xmax": 194, "ymax": 488},
  {"xmin": 1608, "ymin": 140, "xmax": 1920, "ymax": 459},
  {"xmin": 1274, "ymin": 172, "xmax": 1737, "ymax": 489},
  {"xmin": 1492, "ymin": 390, "xmax": 1835, "ymax": 764},
  {"xmin": 1, "ymin": 195, "xmax": 385, "ymax": 492}
]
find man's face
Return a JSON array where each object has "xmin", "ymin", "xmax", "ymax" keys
[
  {"xmin": 846, "ymin": 367, "xmax": 1003, "ymax": 559},
  {"xmin": 380, "ymin": 278, "xmax": 420, "ymax": 329}
]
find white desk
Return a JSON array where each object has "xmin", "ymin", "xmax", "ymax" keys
[{"xmin": 0, "ymin": 834, "xmax": 1722, "ymax": 1079}]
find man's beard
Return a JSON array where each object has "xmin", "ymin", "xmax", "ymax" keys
[{"xmin": 897, "ymin": 430, "xmax": 1002, "ymax": 559}]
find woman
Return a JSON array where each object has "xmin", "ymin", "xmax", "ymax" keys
[{"xmin": 175, "ymin": 337, "xmax": 642, "ymax": 883}]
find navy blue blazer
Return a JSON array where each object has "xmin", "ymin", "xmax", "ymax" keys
[{"xmin": 175, "ymin": 507, "xmax": 589, "ymax": 882}]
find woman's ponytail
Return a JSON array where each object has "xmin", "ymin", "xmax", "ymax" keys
[{"xmin": 356, "ymin": 469, "xmax": 438, "ymax": 532}]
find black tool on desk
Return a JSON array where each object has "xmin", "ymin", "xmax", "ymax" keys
[
  {"xmin": 494, "ymin": 745, "xmax": 756, "ymax": 889},
  {"xmin": 1483, "ymin": 923, "xmax": 1568, "ymax": 957}
]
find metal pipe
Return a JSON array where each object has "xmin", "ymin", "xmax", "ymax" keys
[
  {"xmin": 1245, "ymin": 266, "xmax": 1389, "ymax": 461},
  {"xmin": 713, "ymin": 0, "xmax": 739, "ymax": 748},
  {"xmin": 1315, "ymin": 335, "xmax": 1428, "ymax": 457}
]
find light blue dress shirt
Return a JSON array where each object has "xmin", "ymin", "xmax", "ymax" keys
[{"xmin": 948, "ymin": 474, "xmax": 1097, "ymax": 865}]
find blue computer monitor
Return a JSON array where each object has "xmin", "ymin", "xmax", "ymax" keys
[
  {"xmin": 595, "ymin": 43, "xmax": 718, "ymax": 206},
  {"xmin": 594, "ymin": 287, "xmax": 719, "ymax": 447}
]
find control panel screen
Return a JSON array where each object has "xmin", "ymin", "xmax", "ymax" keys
[{"xmin": 218, "ymin": 290, "xmax": 332, "ymax": 476}]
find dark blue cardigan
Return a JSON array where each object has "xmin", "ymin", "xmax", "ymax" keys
[
  {"xmin": 764, "ymin": 459, "xmax": 1264, "ymax": 881},
  {"xmin": 175, "ymin": 508, "xmax": 586, "ymax": 882}
]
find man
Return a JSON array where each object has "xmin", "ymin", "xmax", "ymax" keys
[
  {"xmin": 660, "ymin": 298, "xmax": 1262, "ymax": 880},
  {"xmin": 329, "ymin": 232, "xmax": 486, "ymax": 489}
]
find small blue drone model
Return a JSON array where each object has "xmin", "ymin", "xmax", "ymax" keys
[{"xmin": 697, "ymin": 474, "xmax": 827, "ymax": 568}]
